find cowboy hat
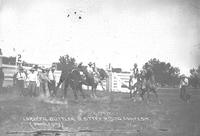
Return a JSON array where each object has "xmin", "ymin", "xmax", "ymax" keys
[
  {"xmin": 180, "ymin": 74, "xmax": 187, "ymax": 78},
  {"xmin": 88, "ymin": 62, "xmax": 93, "ymax": 66}
]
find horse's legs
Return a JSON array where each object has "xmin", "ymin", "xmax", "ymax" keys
[
  {"xmin": 91, "ymin": 86, "xmax": 95, "ymax": 98},
  {"xmin": 99, "ymin": 81, "xmax": 106, "ymax": 91},
  {"xmin": 151, "ymin": 88, "xmax": 158, "ymax": 98},
  {"xmin": 56, "ymin": 79, "xmax": 63, "ymax": 89},
  {"xmin": 63, "ymin": 81, "xmax": 69, "ymax": 99},
  {"xmin": 78, "ymin": 83, "xmax": 85, "ymax": 99},
  {"xmin": 94, "ymin": 84, "xmax": 98, "ymax": 98},
  {"xmin": 132, "ymin": 85, "xmax": 138, "ymax": 98},
  {"xmin": 71, "ymin": 83, "xmax": 78, "ymax": 100},
  {"xmin": 129, "ymin": 87, "xmax": 133, "ymax": 98},
  {"xmin": 146, "ymin": 87, "xmax": 151, "ymax": 102},
  {"xmin": 140, "ymin": 88, "xmax": 146, "ymax": 101},
  {"xmin": 92, "ymin": 85, "xmax": 98, "ymax": 98}
]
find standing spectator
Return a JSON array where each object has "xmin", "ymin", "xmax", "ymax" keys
[
  {"xmin": 48, "ymin": 65, "xmax": 56, "ymax": 97},
  {"xmin": 27, "ymin": 67, "xmax": 38, "ymax": 97},
  {"xmin": 0, "ymin": 67, "xmax": 4, "ymax": 91},
  {"xmin": 33, "ymin": 65, "xmax": 40, "ymax": 95},
  {"xmin": 132, "ymin": 63, "xmax": 139, "ymax": 78},
  {"xmin": 38, "ymin": 66, "xmax": 50, "ymax": 98},
  {"xmin": 16, "ymin": 66, "xmax": 27, "ymax": 96},
  {"xmin": 180, "ymin": 74, "xmax": 189, "ymax": 102}
]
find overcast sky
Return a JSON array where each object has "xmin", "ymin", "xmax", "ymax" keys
[{"xmin": 0, "ymin": 0, "xmax": 200, "ymax": 75}]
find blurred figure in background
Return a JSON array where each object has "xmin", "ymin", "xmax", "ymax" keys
[
  {"xmin": 48, "ymin": 65, "xmax": 56, "ymax": 97},
  {"xmin": 0, "ymin": 67, "xmax": 4, "ymax": 92},
  {"xmin": 180, "ymin": 74, "xmax": 190, "ymax": 102}
]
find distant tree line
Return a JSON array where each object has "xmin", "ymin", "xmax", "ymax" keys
[
  {"xmin": 189, "ymin": 66, "xmax": 200, "ymax": 88},
  {"xmin": 54, "ymin": 54, "xmax": 77, "ymax": 72},
  {"xmin": 142, "ymin": 58, "xmax": 180, "ymax": 87}
]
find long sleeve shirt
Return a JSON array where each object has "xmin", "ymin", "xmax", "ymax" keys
[
  {"xmin": 48, "ymin": 71, "xmax": 55, "ymax": 81},
  {"xmin": 27, "ymin": 71, "xmax": 38, "ymax": 82},
  {"xmin": 16, "ymin": 72, "xmax": 26, "ymax": 81}
]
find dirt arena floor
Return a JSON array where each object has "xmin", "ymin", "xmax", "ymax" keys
[{"xmin": 0, "ymin": 87, "xmax": 200, "ymax": 136}]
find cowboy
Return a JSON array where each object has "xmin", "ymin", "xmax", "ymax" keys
[
  {"xmin": 87, "ymin": 62, "xmax": 94, "ymax": 74},
  {"xmin": 48, "ymin": 65, "xmax": 56, "ymax": 97},
  {"xmin": 38, "ymin": 66, "xmax": 50, "ymax": 98},
  {"xmin": 0, "ymin": 67, "xmax": 4, "ymax": 91},
  {"xmin": 92, "ymin": 63, "xmax": 100, "ymax": 80},
  {"xmin": 16, "ymin": 66, "xmax": 27, "ymax": 96},
  {"xmin": 132, "ymin": 63, "xmax": 139, "ymax": 78},
  {"xmin": 86, "ymin": 62, "xmax": 95, "ymax": 79},
  {"xmin": 180, "ymin": 74, "xmax": 189, "ymax": 102},
  {"xmin": 27, "ymin": 67, "xmax": 38, "ymax": 97}
]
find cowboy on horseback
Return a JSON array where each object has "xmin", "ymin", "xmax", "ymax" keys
[
  {"xmin": 87, "ymin": 62, "xmax": 94, "ymax": 77},
  {"xmin": 86, "ymin": 62, "xmax": 100, "ymax": 83}
]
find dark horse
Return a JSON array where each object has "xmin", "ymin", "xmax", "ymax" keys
[
  {"xmin": 56, "ymin": 68, "xmax": 85, "ymax": 100},
  {"xmin": 77, "ymin": 64, "xmax": 108, "ymax": 98}
]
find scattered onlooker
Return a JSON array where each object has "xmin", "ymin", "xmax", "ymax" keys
[
  {"xmin": 0, "ymin": 67, "xmax": 4, "ymax": 91},
  {"xmin": 27, "ymin": 67, "xmax": 38, "ymax": 97},
  {"xmin": 48, "ymin": 65, "xmax": 56, "ymax": 97},
  {"xmin": 180, "ymin": 74, "xmax": 190, "ymax": 102},
  {"xmin": 15, "ymin": 66, "xmax": 27, "ymax": 96},
  {"xmin": 38, "ymin": 66, "xmax": 50, "ymax": 98}
]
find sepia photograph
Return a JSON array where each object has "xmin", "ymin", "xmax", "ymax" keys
[{"xmin": 0, "ymin": 0, "xmax": 200, "ymax": 135}]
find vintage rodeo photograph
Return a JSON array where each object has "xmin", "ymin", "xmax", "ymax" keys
[{"xmin": 0, "ymin": 0, "xmax": 200, "ymax": 136}]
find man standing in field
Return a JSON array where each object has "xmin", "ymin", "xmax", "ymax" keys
[
  {"xmin": 38, "ymin": 66, "xmax": 50, "ymax": 98},
  {"xmin": 0, "ymin": 67, "xmax": 4, "ymax": 92},
  {"xmin": 27, "ymin": 67, "xmax": 38, "ymax": 97},
  {"xmin": 48, "ymin": 65, "xmax": 56, "ymax": 97},
  {"xmin": 180, "ymin": 74, "xmax": 190, "ymax": 102},
  {"xmin": 16, "ymin": 66, "xmax": 27, "ymax": 96}
]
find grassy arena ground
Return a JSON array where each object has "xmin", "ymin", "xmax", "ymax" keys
[{"xmin": 0, "ymin": 87, "xmax": 200, "ymax": 136}]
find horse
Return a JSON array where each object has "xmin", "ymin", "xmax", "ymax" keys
[{"xmin": 56, "ymin": 68, "xmax": 85, "ymax": 100}]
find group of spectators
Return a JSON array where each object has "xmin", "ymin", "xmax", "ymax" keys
[{"xmin": 13, "ymin": 65, "xmax": 57, "ymax": 98}]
